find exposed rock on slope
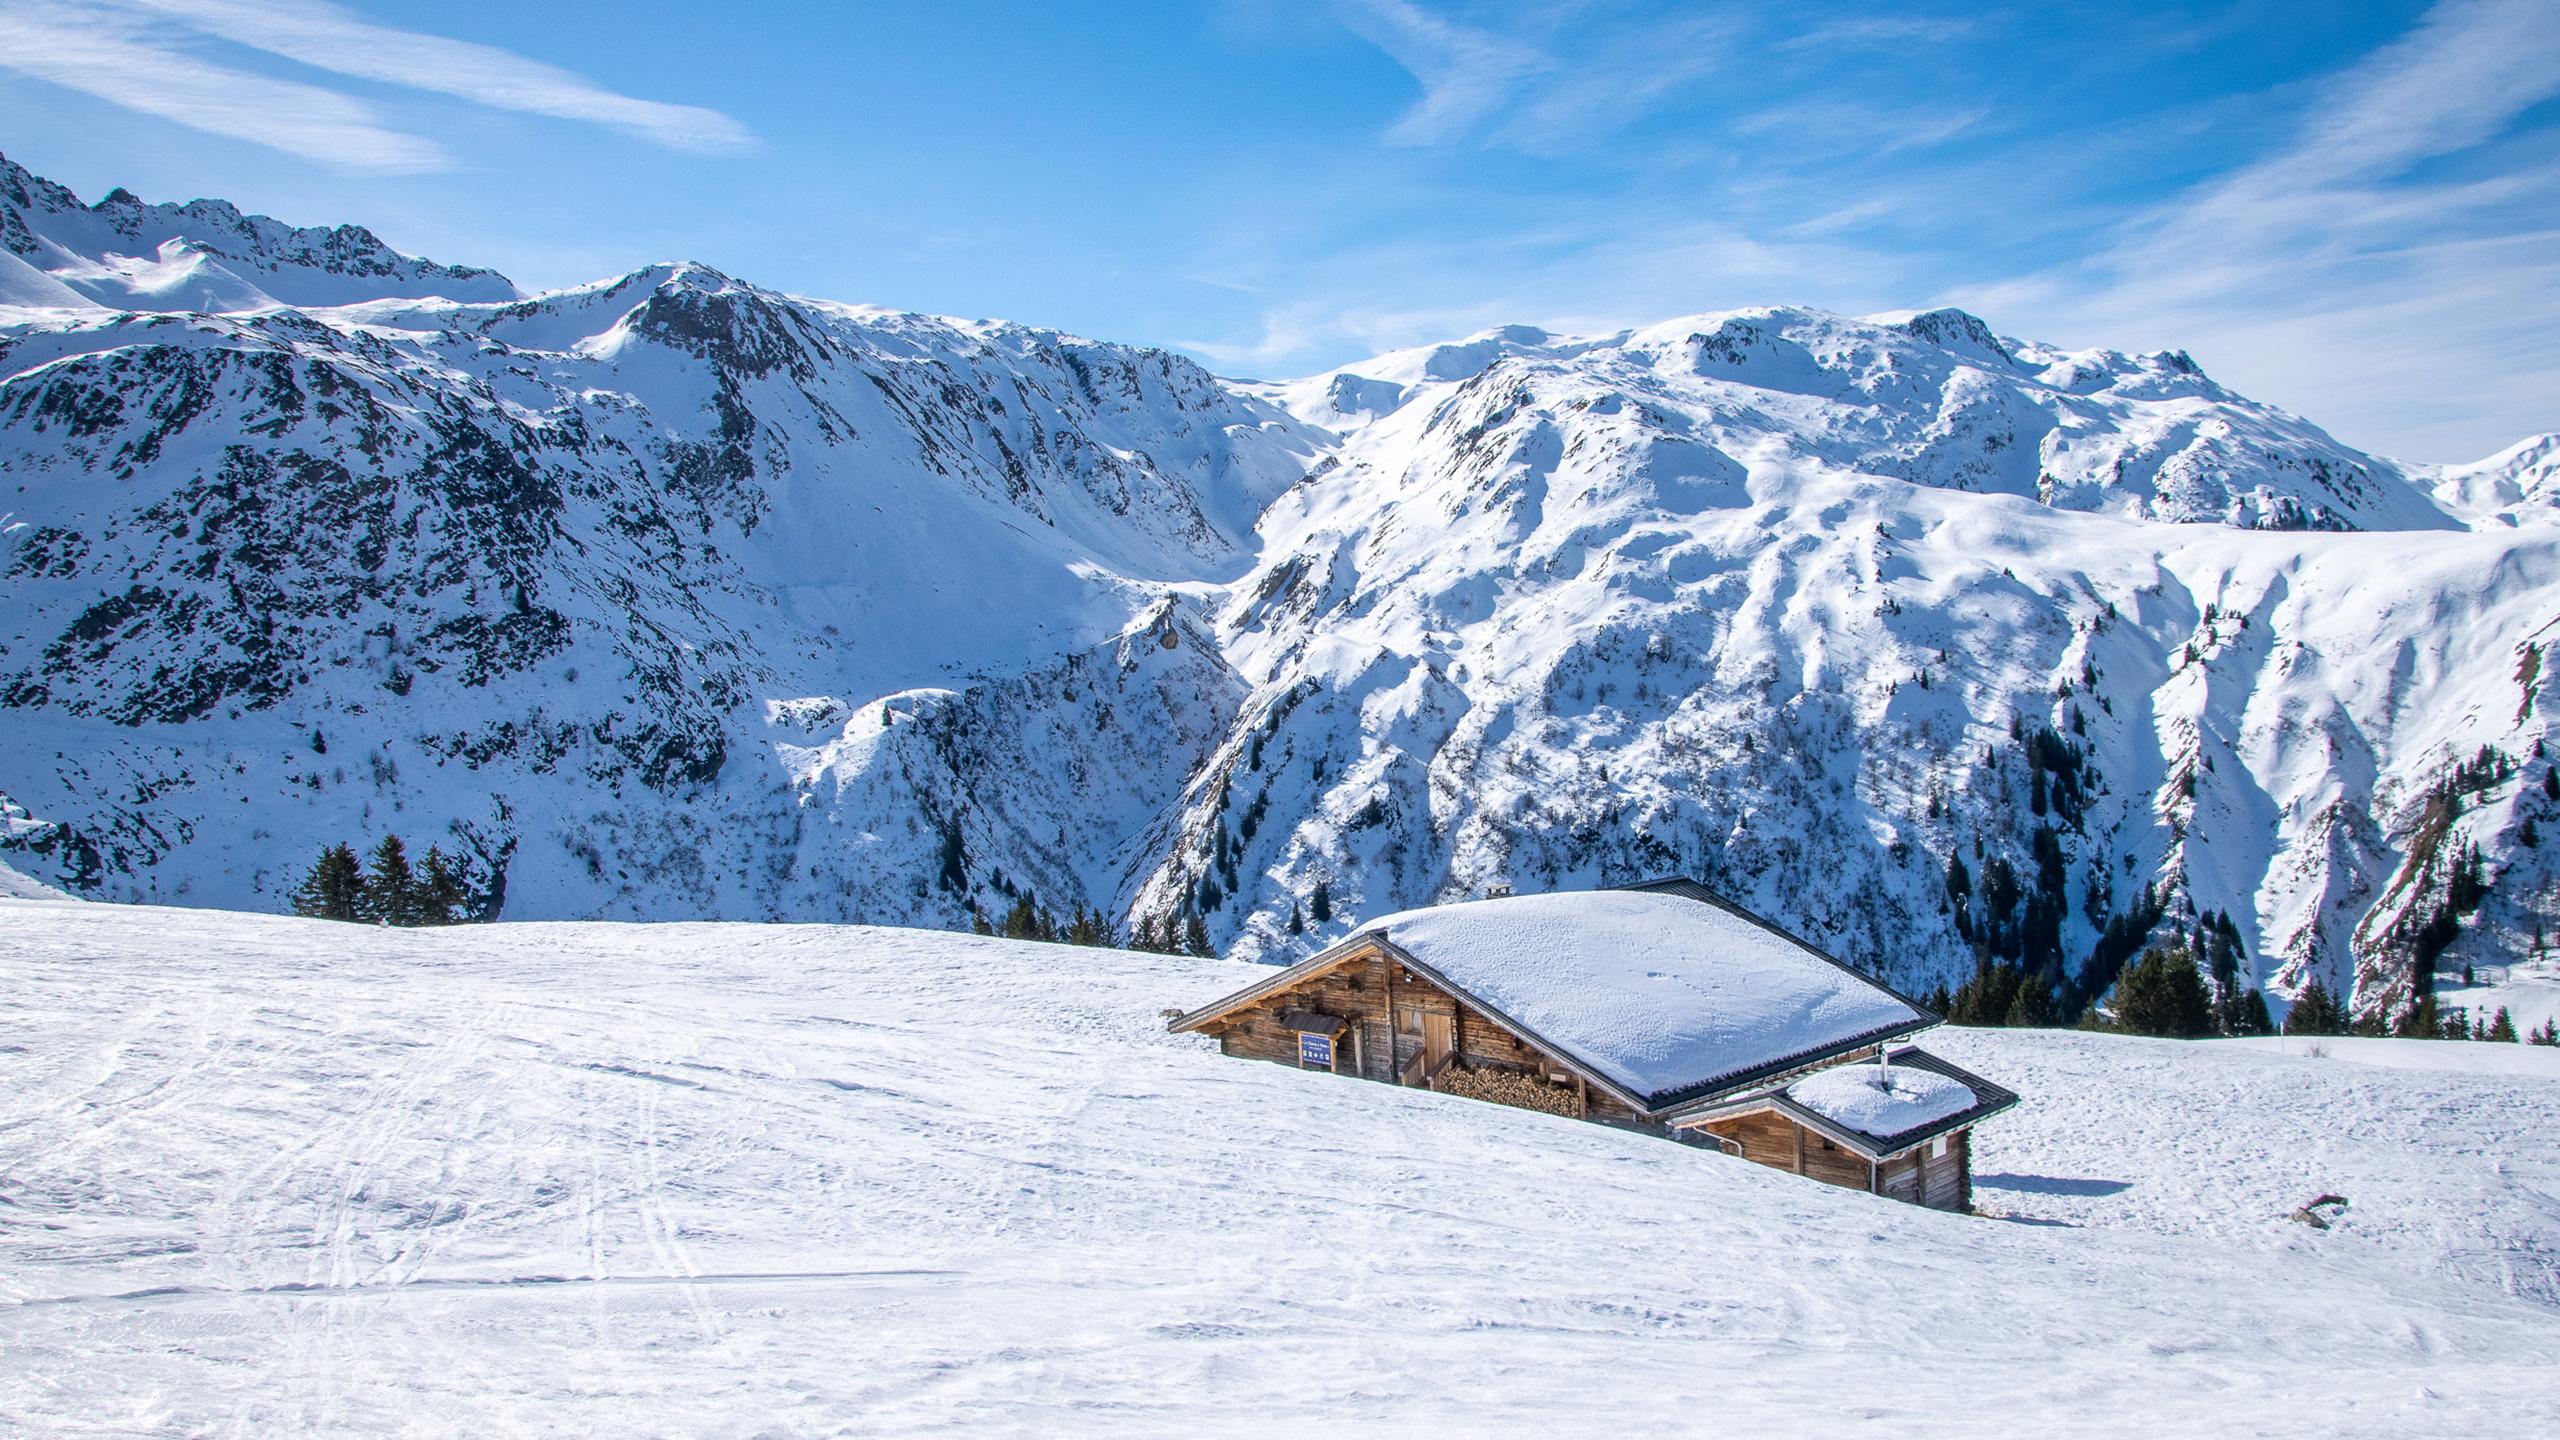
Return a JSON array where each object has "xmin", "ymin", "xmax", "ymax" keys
[{"xmin": 2, "ymin": 159, "xmax": 2554, "ymax": 1027}]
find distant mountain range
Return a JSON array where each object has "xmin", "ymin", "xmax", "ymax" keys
[{"xmin": 5, "ymin": 152, "xmax": 2555, "ymax": 1025}]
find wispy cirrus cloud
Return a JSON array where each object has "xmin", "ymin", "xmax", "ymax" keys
[
  {"xmin": 1336, "ymin": 0, "xmax": 1546, "ymax": 145},
  {"xmin": 1955, "ymin": 0, "xmax": 2560, "ymax": 460},
  {"xmin": 1333, "ymin": 0, "xmax": 1729, "ymax": 153},
  {"xmin": 0, "ymin": 3, "xmax": 444, "ymax": 171},
  {"xmin": 0, "ymin": 0, "xmax": 752, "ymax": 172},
  {"xmin": 1770, "ymin": 16, "xmax": 1974, "ymax": 53}
]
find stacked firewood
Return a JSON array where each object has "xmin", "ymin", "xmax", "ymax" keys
[{"xmin": 1442, "ymin": 1065, "xmax": 1585, "ymax": 1119}]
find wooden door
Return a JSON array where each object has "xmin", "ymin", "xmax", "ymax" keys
[{"xmin": 1421, "ymin": 1012, "xmax": 1455, "ymax": 1076}]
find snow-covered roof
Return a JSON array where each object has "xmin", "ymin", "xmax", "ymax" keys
[
  {"xmin": 1784, "ymin": 1061, "xmax": 1979, "ymax": 1144},
  {"xmin": 1679, "ymin": 1046, "xmax": 2021, "ymax": 1156},
  {"xmin": 1356, "ymin": 886, "xmax": 1930, "ymax": 1104}
]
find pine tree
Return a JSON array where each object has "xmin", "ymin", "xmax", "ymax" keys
[
  {"xmin": 2286, "ymin": 977, "xmax": 2347, "ymax": 1035},
  {"xmin": 416, "ymin": 845, "xmax": 470, "ymax": 926},
  {"xmin": 1000, "ymin": 893, "xmax": 1052, "ymax": 942},
  {"xmin": 1183, "ymin": 906, "xmax": 1212, "ymax": 958},
  {"xmin": 2002, "ymin": 974, "xmax": 2056, "ymax": 1028},
  {"xmin": 2396, "ymin": 993, "xmax": 2443, "ymax": 1040},
  {"xmin": 2111, "ymin": 945, "xmax": 2214, "ymax": 1038},
  {"xmin": 361, "ymin": 836, "xmax": 415, "ymax": 926},
  {"xmin": 2487, "ymin": 1005, "xmax": 2518, "ymax": 1042},
  {"xmin": 289, "ymin": 842, "xmax": 365, "ymax": 922},
  {"xmin": 2528, "ymin": 1018, "xmax": 2559, "ymax": 1047},
  {"xmin": 2222, "ymin": 988, "xmax": 2274, "ymax": 1036},
  {"xmin": 1286, "ymin": 902, "xmax": 1304, "ymax": 937},
  {"xmin": 1064, "ymin": 904, "xmax": 1112, "ymax": 948},
  {"xmin": 1309, "ymin": 880, "xmax": 1332, "ymax": 924}
]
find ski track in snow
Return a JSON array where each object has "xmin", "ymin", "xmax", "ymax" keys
[{"xmin": 2, "ymin": 900, "xmax": 2556, "ymax": 1436}]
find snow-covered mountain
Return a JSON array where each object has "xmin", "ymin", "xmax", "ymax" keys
[
  {"xmin": 0, "ymin": 155, "xmax": 516, "ymax": 312},
  {"xmin": 3, "ymin": 157, "xmax": 2555, "ymax": 1028}
]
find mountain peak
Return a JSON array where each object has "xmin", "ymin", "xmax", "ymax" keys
[
  {"xmin": 0, "ymin": 154, "xmax": 517, "ymax": 312},
  {"xmin": 1893, "ymin": 306, "xmax": 2016, "ymax": 367}
]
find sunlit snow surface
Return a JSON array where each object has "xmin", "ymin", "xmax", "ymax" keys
[
  {"xmin": 3, "ymin": 901, "xmax": 2555, "ymax": 1436},
  {"xmin": 1784, "ymin": 1059, "xmax": 1976, "ymax": 1139}
]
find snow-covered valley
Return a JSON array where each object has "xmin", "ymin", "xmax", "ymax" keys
[
  {"xmin": 6, "ymin": 154, "xmax": 2560, "ymax": 1029},
  {"xmin": 2, "ymin": 899, "xmax": 2555, "ymax": 1436}
]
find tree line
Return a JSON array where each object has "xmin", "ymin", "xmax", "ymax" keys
[
  {"xmin": 289, "ymin": 836, "xmax": 485, "ymax": 926},
  {"xmin": 965, "ymin": 878, "xmax": 1335, "ymax": 958},
  {"xmin": 1936, "ymin": 940, "xmax": 2557, "ymax": 1044}
]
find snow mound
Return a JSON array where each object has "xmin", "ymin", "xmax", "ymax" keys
[
  {"xmin": 1785, "ymin": 1060, "xmax": 1977, "ymax": 1140},
  {"xmin": 1364, "ymin": 889, "xmax": 1926, "ymax": 1100}
]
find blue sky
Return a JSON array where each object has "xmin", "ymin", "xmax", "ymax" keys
[{"xmin": 0, "ymin": 0, "xmax": 2552, "ymax": 462}]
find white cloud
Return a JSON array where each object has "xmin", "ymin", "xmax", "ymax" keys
[
  {"xmin": 1951, "ymin": 0, "xmax": 2560, "ymax": 462},
  {"xmin": 0, "ymin": 0, "xmax": 752, "ymax": 171},
  {"xmin": 1771, "ymin": 16, "xmax": 1975, "ymax": 53},
  {"xmin": 115, "ymin": 0, "xmax": 753, "ymax": 153},
  {"xmin": 1734, "ymin": 101, "xmax": 1986, "ymax": 157},
  {"xmin": 1182, "ymin": 213, "xmax": 1907, "ymax": 375},
  {"xmin": 1332, "ymin": 0, "xmax": 1725, "ymax": 153},
  {"xmin": 1336, "ymin": 0, "xmax": 1550, "ymax": 146},
  {"xmin": 0, "ymin": 3, "xmax": 444, "ymax": 171}
]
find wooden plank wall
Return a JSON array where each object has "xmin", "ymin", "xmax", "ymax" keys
[
  {"xmin": 1925, "ymin": 1130, "xmax": 1970, "ymax": 1211},
  {"xmin": 1696, "ymin": 1111, "xmax": 1977, "ymax": 1211},
  {"xmin": 1199, "ymin": 949, "xmax": 1659, "ymax": 1129},
  {"xmin": 1203, "ymin": 945, "xmax": 1396, "ymax": 1080}
]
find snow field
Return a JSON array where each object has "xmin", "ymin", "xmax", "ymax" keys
[
  {"xmin": 1933, "ymin": 1027, "xmax": 2560, "ymax": 1310},
  {"xmin": 3, "ymin": 901, "xmax": 2556, "ymax": 1436}
]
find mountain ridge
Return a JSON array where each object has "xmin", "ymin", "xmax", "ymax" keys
[{"xmin": 3, "ymin": 157, "xmax": 2553, "ymax": 1030}]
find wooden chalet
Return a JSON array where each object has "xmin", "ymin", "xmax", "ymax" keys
[{"xmin": 1167, "ymin": 878, "xmax": 2018, "ymax": 1212}]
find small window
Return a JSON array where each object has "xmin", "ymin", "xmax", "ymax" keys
[
  {"xmin": 1931, "ymin": 1136, "xmax": 1951, "ymax": 1159},
  {"xmin": 1396, "ymin": 1005, "xmax": 1424, "ymax": 1035}
]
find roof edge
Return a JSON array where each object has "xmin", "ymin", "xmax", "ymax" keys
[
  {"xmin": 1164, "ymin": 932, "xmax": 1385, "ymax": 1033},
  {"xmin": 1668, "ymin": 1045, "xmax": 2023, "ymax": 1159},
  {"xmin": 1644, "ymin": 1015, "xmax": 1939, "ymax": 1113}
]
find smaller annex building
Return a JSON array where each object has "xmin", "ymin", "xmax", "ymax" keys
[{"xmin": 1168, "ymin": 879, "xmax": 2018, "ymax": 1211}]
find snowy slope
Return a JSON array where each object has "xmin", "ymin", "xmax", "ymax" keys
[
  {"xmin": 1932, "ymin": 1026, "xmax": 2560, "ymax": 1310},
  {"xmin": 6, "ymin": 156, "xmax": 2560, "ymax": 1027},
  {"xmin": 0, "ymin": 159, "xmax": 1326, "ymax": 931},
  {"xmin": 1180, "ymin": 308, "xmax": 2560, "ymax": 1031},
  {"xmin": 0, "ymin": 152, "xmax": 515, "ymax": 311},
  {"xmin": 2, "ymin": 900, "xmax": 2555, "ymax": 1436},
  {"xmin": 2430, "ymin": 433, "xmax": 2560, "ymax": 528}
]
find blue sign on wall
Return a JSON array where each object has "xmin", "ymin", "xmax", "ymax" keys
[{"xmin": 1298, "ymin": 1031, "xmax": 1333, "ymax": 1069}]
